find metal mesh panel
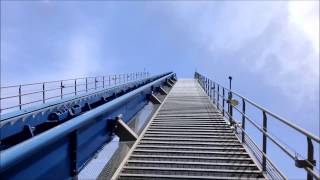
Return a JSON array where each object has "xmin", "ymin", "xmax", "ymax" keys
[{"xmin": 97, "ymin": 141, "xmax": 135, "ymax": 180}]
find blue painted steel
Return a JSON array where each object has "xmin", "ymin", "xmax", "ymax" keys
[
  {"xmin": 0, "ymin": 72, "xmax": 175, "ymax": 180},
  {"xmin": 0, "ymin": 73, "xmax": 168, "ymax": 140}
]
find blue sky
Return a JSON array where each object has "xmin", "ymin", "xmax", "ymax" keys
[{"xmin": 1, "ymin": 1, "xmax": 319, "ymax": 178}]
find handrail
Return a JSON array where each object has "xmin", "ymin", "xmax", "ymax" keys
[
  {"xmin": 0, "ymin": 73, "xmax": 163, "ymax": 122},
  {"xmin": 0, "ymin": 72, "xmax": 150, "ymax": 114},
  {"xmin": 0, "ymin": 72, "xmax": 173, "ymax": 172},
  {"xmin": 201, "ymin": 75, "xmax": 319, "ymax": 143},
  {"xmin": 195, "ymin": 72, "xmax": 320, "ymax": 180}
]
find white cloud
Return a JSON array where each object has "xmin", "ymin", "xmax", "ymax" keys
[
  {"xmin": 288, "ymin": 1, "xmax": 319, "ymax": 54},
  {"xmin": 166, "ymin": 1, "xmax": 319, "ymax": 102}
]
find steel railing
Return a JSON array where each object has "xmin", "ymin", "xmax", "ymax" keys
[
  {"xmin": 195, "ymin": 72, "xmax": 320, "ymax": 180},
  {"xmin": 0, "ymin": 72, "xmax": 149, "ymax": 114}
]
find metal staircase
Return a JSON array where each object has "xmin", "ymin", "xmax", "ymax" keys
[
  {"xmin": 1, "ymin": 71, "xmax": 318, "ymax": 179},
  {"xmin": 112, "ymin": 79, "xmax": 265, "ymax": 179}
]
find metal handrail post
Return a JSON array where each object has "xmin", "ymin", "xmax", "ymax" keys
[
  {"xmin": 228, "ymin": 76, "xmax": 233, "ymax": 124},
  {"xmin": 205, "ymin": 78, "xmax": 207, "ymax": 93},
  {"xmin": 103, "ymin": 76, "xmax": 105, "ymax": 88},
  {"xmin": 207, "ymin": 79, "xmax": 209, "ymax": 94},
  {"xmin": 95, "ymin": 77, "xmax": 97, "ymax": 90},
  {"xmin": 208, "ymin": 80, "xmax": 210, "ymax": 97},
  {"xmin": 60, "ymin": 81, "xmax": 63, "ymax": 99},
  {"xmin": 19, "ymin": 85, "xmax": 22, "ymax": 110},
  {"xmin": 210, "ymin": 80, "xmax": 212, "ymax": 98},
  {"xmin": 213, "ymin": 83, "xmax": 216, "ymax": 104},
  {"xmin": 222, "ymin": 88, "xmax": 225, "ymax": 116},
  {"xmin": 217, "ymin": 85, "xmax": 220, "ymax": 110},
  {"xmin": 74, "ymin": 79, "xmax": 77, "ymax": 95},
  {"xmin": 307, "ymin": 137, "xmax": 315, "ymax": 180},
  {"xmin": 85, "ymin": 78, "xmax": 88, "ymax": 93},
  {"xmin": 109, "ymin": 75, "xmax": 111, "ymax": 87},
  {"xmin": 42, "ymin": 83, "xmax": 45, "ymax": 103},
  {"xmin": 206, "ymin": 78, "xmax": 208, "ymax": 94},
  {"xmin": 242, "ymin": 98, "xmax": 246, "ymax": 143},
  {"xmin": 262, "ymin": 111, "xmax": 267, "ymax": 172}
]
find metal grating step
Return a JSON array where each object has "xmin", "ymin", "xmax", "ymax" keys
[
  {"xmin": 129, "ymin": 154, "xmax": 254, "ymax": 164},
  {"xmin": 126, "ymin": 160, "xmax": 259, "ymax": 170},
  {"xmin": 140, "ymin": 137, "xmax": 239, "ymax": 143},
  {"xmin": 112, "ymin": 79, "xmax": 265, "ymax": 179},
  {"xmin": 121, "ymin": 166, "xmax": 263, "ymax": 178},
  {"xmin": 118, "ymin": 173, "xmax": 265, "ymax": 180},
  {"xmin": 136, "ymin": 145, "xmax": 246, "ymax": 151},
  {"xmin": 143, "ymin": 134, "xmax": 238, "ymax": 139}
]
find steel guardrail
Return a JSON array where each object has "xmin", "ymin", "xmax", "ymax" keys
[
  {"xmin": 1, "ymin": 72, "xmax": 149, "ymax": 114},
  {"xmin": 195, "ymin": 72, "xmax": 320, "ymax": 180}
]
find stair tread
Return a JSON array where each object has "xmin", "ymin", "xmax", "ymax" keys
[{"xmin": 119, "ymin": 173, "xmax": 264, "ymax": 180}]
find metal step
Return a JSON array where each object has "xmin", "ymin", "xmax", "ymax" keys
[
  {"xmin": 112, "ymin": 79, "xmax": 265, "ymax": 179},
  {"xmin": 145, "ymin": 131, "xmax": 235, "ymax": 137},
  {"xmin": 132, "ymin": 149, "xmax": 250, "ymax": 157},
  {"xmin": 136, "ymin": 145, "xmax": 246, "ymax": 152},
  {"xmin": 126, "ymin": 160, "xmax": 259, "ymax": 170},
  {"xmin": 149, "ymin": 125, "xmax": 230, "ymax": 128},
  {"xmin": 129, "ymin": 154, "xmax": 254, "ymax": 163},
  {"xmin": 147, "ymin": 129, "xmax": 234, "ymax": 133},
  {"xmin": 140, "ymin": 137, "xmax": 239, "ymax": 143},
  {"xmin": 121, "ymin": 166, "xmax": 263, "ymax": 178},
  {"xmin": 143, "ymin": 134, "xmax": 237, "ymax": 139},
  {"xmin": 118, "ymin": 173, "xmax": 265, "ymax": 180}
]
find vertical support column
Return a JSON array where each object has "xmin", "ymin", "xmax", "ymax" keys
[
  {"xmin": 42, "ymin": 83, "xmax": 45, "ymax": 103},
  {"xmin": 109, "ymin": 75, "xmax": 111, "ymax": 87},
  {"xmin": 242, "ymin": 99, "xmax": 246, "ymax": 143},
  {"xmin": 262, "ymin": 111, "xmax": 267, "ymax": 172},
  {"xmin": 19, "ymin": 85, "xmax": 22, "ymax": 110}
]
